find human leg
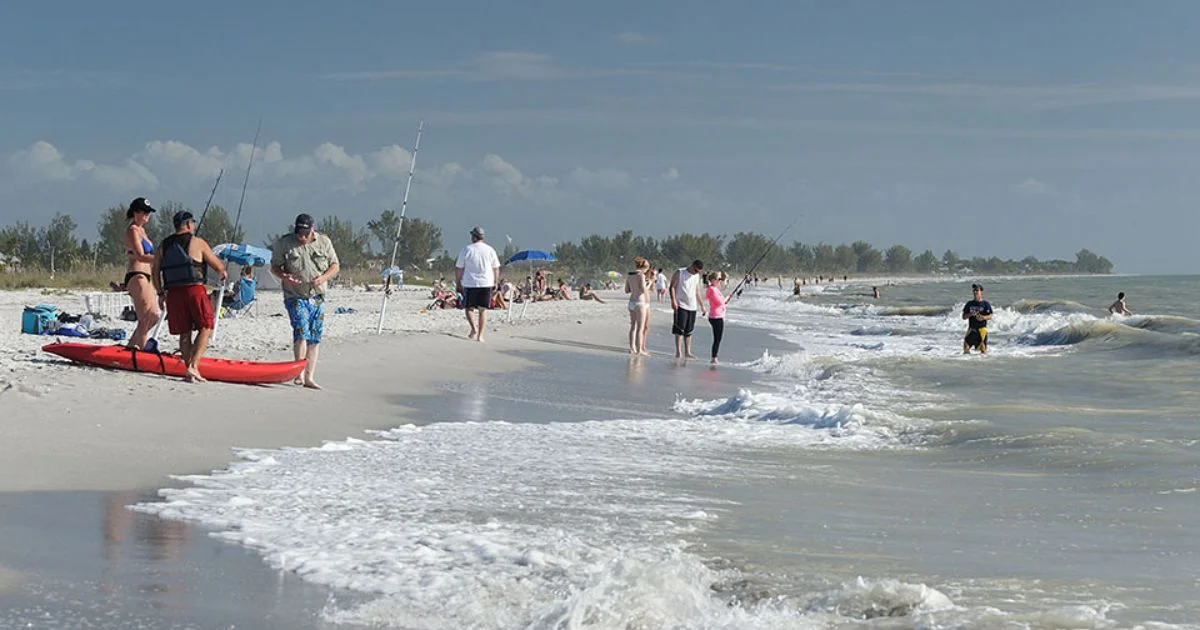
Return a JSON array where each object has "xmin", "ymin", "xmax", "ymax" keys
[
  {"xmin": 628, "ymin": 304, "xmax": 639, "ymax": 354},
  {"xmin": 126, "ymin": 275, "xmax": 159, "ymax": 349},
  {"xmin": 710, "ymin": 317, "xmax": 724, "ymax": 362}
]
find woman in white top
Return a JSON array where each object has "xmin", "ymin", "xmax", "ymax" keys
[{"xmin": 625, "ymin": 256, "xmax": 652, "ymax": 355}]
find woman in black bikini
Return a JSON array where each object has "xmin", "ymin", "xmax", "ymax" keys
[{"xmin": 123, "ymin": 197, "xmax": 161, "ymax": 349}]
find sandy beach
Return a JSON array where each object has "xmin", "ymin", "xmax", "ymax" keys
[{"xmin": 1, "ymin": 285, "xmax": 633, "ymax": 493}]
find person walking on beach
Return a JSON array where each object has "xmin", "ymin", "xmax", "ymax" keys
[
  {"xmin": 962, "ymin": 283, "xmax": 993, "ymax": 354},
  {"xmin": 1108, "ymin": 292, "xmax": 1133, "ymax": 316},
  {"xmin": 625, "ymin": 257, "xmax": 652, "ymax": 355},
  {"xmin": 705, "ymin": 271, "xmax": 729, "ymax": 364},
  {"xmin": 655, "ymin": 268, "xmax": 667, "ymax": 302},
  {"xmin": 669, "ymin": 260, "xmax": 707, "ymax": 359},
  {"xmin": 455, "ymin": 226, "xmax": 501, "ymax": 342},
  {"xmin": 271, "ymin": 213, "xmax": 340, "ymax": 389},
  {"xmin": 123, "ymin": 197, "xmax": 160, "ymax": 349},
  {"xmin": 151, "ymin": 211, "xmax": 226, "ymax": 383}
]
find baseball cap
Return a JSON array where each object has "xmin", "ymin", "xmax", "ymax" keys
[
  {"xmin": 294, "ymin": 213, "xmax": 315, "ymax": 235},
  {"xmin": 971, "ymin": 283, "xmax": 984, "ymax": 291},
  {"xmin": 470, "ymin": 226, "xmax": 485, "ymax": 238},
  {"xmin": 172, "ymin": 210, "xmax": 195, "ymax": 229},
  {"xmin": 129, "ymin": 197, "xmax": 157, "ymax": 214}
]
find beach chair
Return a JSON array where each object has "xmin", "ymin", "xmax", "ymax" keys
[{"xmin": 221, "ymin": 277, "xmax": 258, "ymax": 318}]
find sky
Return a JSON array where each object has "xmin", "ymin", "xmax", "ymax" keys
[{"xmin": 2, "ymin": 1, "xmax": 1199, "ymax": 273}]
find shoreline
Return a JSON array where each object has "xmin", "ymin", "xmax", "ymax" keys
[{"xmin": 1, "ymin": 285, "xmax": 638, "ymax": 493}]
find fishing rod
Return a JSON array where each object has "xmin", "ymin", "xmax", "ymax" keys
[
  {"xmin": 213, "ymin": 120, "xmax": 261, "ymax": 345},
  {"xmin": 728, "ymin": 218, "xmax": 797, "ymax": 300},
  {"xmin": 231, "ymin": 119, "xmax": 261, "ymax": 243},
  {"xmin": 376, "ymin": 120, "xmax": 424, "ymax": 334},
  {"xmin": 194, "ymin": 169, "xmax": 225, "ymax": 237}
]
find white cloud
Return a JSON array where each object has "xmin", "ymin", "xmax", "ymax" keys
[
  {"xmin": 1015, "ymin": 178, "xmax": 1050, "ymax": 195},
  {"xmin": 7, "ymin": 141, "xmax": 157, "ymax": 191},
  {"xmin": 661, "ymin": 167, "xmax": 680, "ymax": 181}
]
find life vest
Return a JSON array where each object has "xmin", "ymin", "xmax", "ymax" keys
[{"xmin": 160, "ymin": 234, "xmax": 207, "ymax": 288}]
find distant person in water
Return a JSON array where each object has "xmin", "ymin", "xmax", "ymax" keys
[
  {"xmin": 1108, "ymin": 292, "xmax": 1132, "ymax": 316},
  {"xmin": 962, "ymin": 283, "xmax": 993, "ymax": 354},
  {"xmin": 872, "ymin": 286, "xmax": 880, "ymax": 299}
]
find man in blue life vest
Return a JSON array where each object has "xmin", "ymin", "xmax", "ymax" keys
[
  {"xmin": 151, "ymin": 211, "xmax": 227, "ymax": 382},
  {"xmin": 962, "ymin": 283, "xmax": 993, "ymax": 354}
]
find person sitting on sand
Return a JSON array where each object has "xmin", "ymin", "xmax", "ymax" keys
[
  {"xmin": 555, "ymin": 279, "xmax": 572, "ymax": 300},
  {"xmin": 1108, "ymin": 292, "xmax": 1132, "ymax": 316},
  {"xmin": 579, "ymin": 283, "xmax": 605, "ymax": 303},
  {"xmin": 210, "ymin": 265, "xmax": 256, "ymax": 311}
]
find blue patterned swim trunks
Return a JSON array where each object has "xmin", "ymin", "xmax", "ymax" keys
[{"xmin": 285, "ymin": 295, "xmax": 325, "ymax": 344}]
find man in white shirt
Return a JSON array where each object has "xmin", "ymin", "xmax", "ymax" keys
[
  {"xmin": 669, "ymin": 259, "xmax": 707, "ymax": 359},
  {"xmin": 454, "ymin": 226, "xmax": 501, "ymax": 342}
]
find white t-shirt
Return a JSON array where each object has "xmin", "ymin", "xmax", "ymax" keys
[
  {"xmin": 655, "ymin": 273, "xmax": 667, "ymax": 290},
  {"xmin": 674, "ymin": 267, "xmax": 701, "ymax": 311},
  {"xmin": 455, "ymin": 241, "xmax": 501, "ymax": 288}
]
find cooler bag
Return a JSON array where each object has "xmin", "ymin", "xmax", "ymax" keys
[{"xmin": 21, "ymin": 304, "xmax": 58, "ymax": 334}]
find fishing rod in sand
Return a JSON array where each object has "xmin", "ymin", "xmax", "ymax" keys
[
  {"xmin": 728, "ymin": 219, "xmax": 797, "ymax": 301},
  {"xmin": 213, "ymin": 120, "xmax": 261, "ymax": 344},
  {"xmin": 376, "ymin": 120, "xmax": 424, "ymax": 334},
  {"xmin": 193, "ymin": 168, "xmax": 225, "ymax": 238}
]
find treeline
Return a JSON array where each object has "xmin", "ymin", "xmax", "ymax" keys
[
  {"xmin": 0, "ymin": 206, "xmax": 1114, "ymax": 278},
  {"xmin": 547, "ymin": 230, "xmax": 1115, "ymax": 276}
]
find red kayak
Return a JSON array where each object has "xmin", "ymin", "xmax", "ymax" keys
[{"xmin": 43, "ymin": 342, "xmax": 306, "ymax": 385}]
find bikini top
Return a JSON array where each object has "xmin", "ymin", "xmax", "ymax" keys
[{"xmin": 127, "ymin": 236, "xmax": 155, "ymax": 255}]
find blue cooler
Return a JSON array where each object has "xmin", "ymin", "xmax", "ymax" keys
[{"xmin": 21, "ymin": 304, "xmax": 58, "ymax": 335}]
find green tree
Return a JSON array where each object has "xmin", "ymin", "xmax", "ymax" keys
[
  {"xmin": 193, "ymin": 204, "xmax": 244, "ymax": 244},
  {"xmin": 812, "ymin": 243, "xmax": 835, "ymax": 272},
  {"xmin": 833, "ymin": 244, "xmax": 857, "ymax": 271},
  {"xmin": 318, "ymin": 215, "xmax": 371, "ymax": 268},
  {"xmin": 725, "ymin": 232, "xmax": 775, "ymax": 272},
  {"xmin": 884, "ymin": 245, "xmax": 913, "ymax": 274},
  {"xmin": 913, "ymin": 249, "xmax": 939, "ymax": 273},
  {"xmin": 96, "ymin": 206, "xmax": 128, "ymax": 266},
  {"xmin": 44, "ymin": 213, "xmax": 79, "ymax": 267},
  {"xmin": 659, "ymin": 233, "xmax": 724, "ymax": 269},
  {"xmin": 851, "ymin": 240, "xmax": 882, "ymax": 273},
  {"xmin": 391, "ymin": 217, "xmax": 442, "ymax": 271},
  {"xmin": 788, "ymin": 242, "xmax": 815, "ymax": 271},
  {"xmin": 942, "ymin": 249, "xmax": 960, "ymax": 271}
]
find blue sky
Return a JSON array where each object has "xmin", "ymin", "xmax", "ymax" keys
[{"xmin": 2, "ymin": 0, "xmax": 1199, "ymax": 272}]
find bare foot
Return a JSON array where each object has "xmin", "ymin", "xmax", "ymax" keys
[
  {"xmin": 639, "ymin": 350, "xmax": 651, "ymax": 356},
  {"xmin": 468, "ymin": 330, "xmax": 478, "ymax": 340},
  {"xmin": 303, "ymin": 379, "xmax": 322, "ymax": 390},
  {"xmin": 711, "ymin": 358, "xmax": 719, "ymax": 364},
  {"xmin": 476, "ymin": 336, "xmax": 485, "ymax": 343},
  {"xmin": 685, "ymin": 354, "xmax": 697, "ymax": 359},
  {"xmin": 184, "ymin": 368, "xmax": 207, "ymax": 383},
  {"xmin": 630, "ymin": 349, "xmax": 638, "ymax": 355}
]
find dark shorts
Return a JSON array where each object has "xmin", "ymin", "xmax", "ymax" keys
[
  {"xmin": 965, "ymin": 327, "xmax": 988, "ymax": 349},
  {"xmin": 165, "ymin": 284, "xmax": 213, "ymax": 335},
  {"xmin": 464, "ymin": 287, "xmax": 493, "ymax": 309},
  {"xmin": 672, "ymin": 308, "xmax": 698, "ymax": 337}
]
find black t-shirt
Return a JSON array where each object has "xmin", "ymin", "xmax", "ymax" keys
[{"xmin": 962, "ymin": 299, "xmax": 993, "ymax": 330}]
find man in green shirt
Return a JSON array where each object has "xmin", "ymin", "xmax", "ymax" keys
[{"xmin": 271, "ymin": 213, "xmax": 340, "ymax": 389}]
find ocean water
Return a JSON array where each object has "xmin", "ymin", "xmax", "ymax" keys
[{"xmin": 137, "ymin": 275, "xmax": 1200, "ymax": 629}]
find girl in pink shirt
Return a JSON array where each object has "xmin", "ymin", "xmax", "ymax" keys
[{"xmin": 705, "ymin": 272, "xmax": 728, "ymax": 364}]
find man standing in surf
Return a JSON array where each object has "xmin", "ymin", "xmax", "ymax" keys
[
  {"xmin": 962, "ymin": 283, "xmax": 993, "ymax": 354},
  {"xmin": 152, "ymin": 211, "xmax": 227, "ymax": 383},
  {"xmin": 271, "ymin": 213, "xmax": 340, "ymax": 389},
  {"xmin": 669, "ymin": 259, "xmax": 707, "ymax": 359},
  {"xmin": 455, "ymin": 226, "xmax": 501, "ymax": 342}
]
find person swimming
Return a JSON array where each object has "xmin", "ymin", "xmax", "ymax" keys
[
  {"xmin": 1108, "ymin": 292, "xmax": 1132, "ymax": 316},
  {"xmin": 962, "ymin": 283, "xmax": 993, "ymax": 354}
]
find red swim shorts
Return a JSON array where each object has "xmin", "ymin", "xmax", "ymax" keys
[{"xmin": 165, "ymin": 284, "xmax": 214, "ymax": 335}]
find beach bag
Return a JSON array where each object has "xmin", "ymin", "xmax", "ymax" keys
[{"xmin": 22, "ymin": 304, "xmax": 58, "ymax": 335}]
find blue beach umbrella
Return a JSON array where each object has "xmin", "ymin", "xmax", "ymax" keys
[
  {"xmin": 504, "ymin": 249, "xmax": 557, "ymax": 319},
  {"xmin": 213, "ymin": 243, "xmax": 272, "ymax": 267}
]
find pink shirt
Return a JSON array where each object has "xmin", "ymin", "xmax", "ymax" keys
[{"xmin": 706, "ymin": 285, "xmax": 727, "ymax": 319}]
